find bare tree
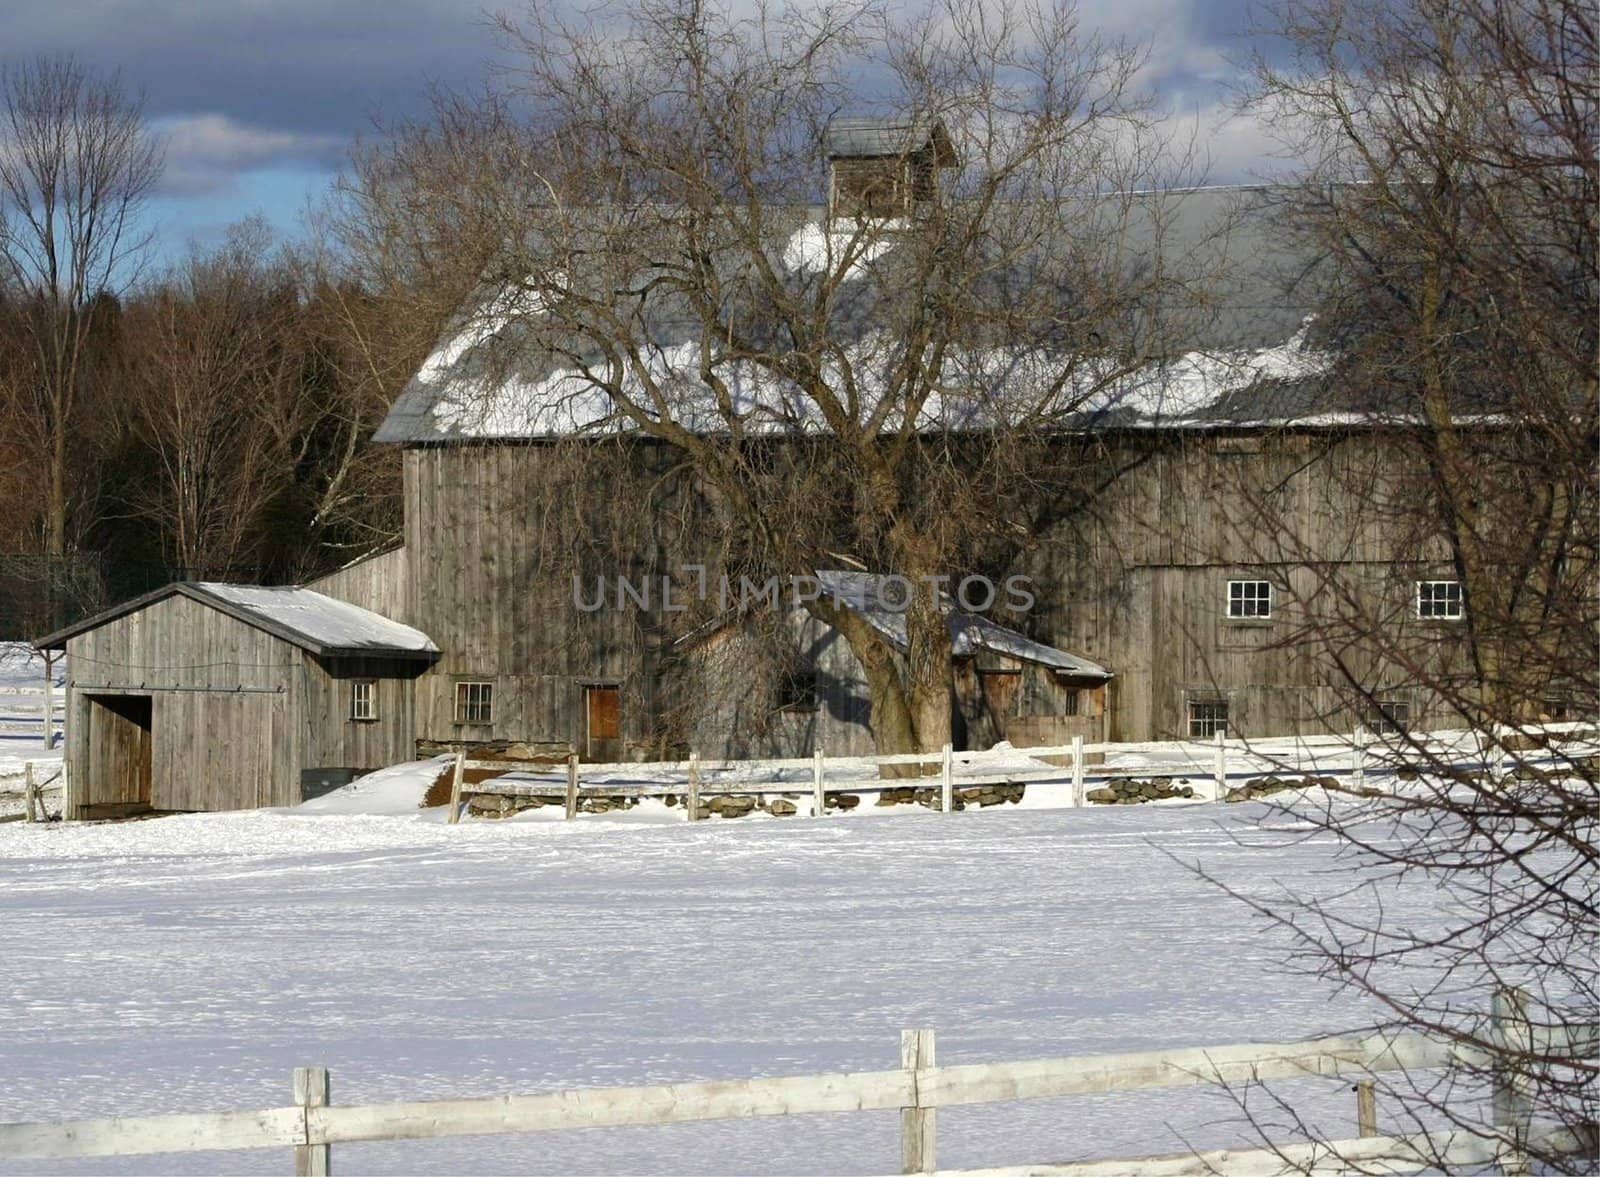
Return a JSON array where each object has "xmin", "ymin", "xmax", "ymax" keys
[
  {"xmin": 363, "ymin": 0, "xmax": 1195, "ymax": 756},
  {"xmin": 0, "ymin": 55, "xmax": 161, "ymax": 564},
  {"xmin": 1200, "ymin": 0, "xmax": 1598, "ymax": 1168},
  {"xmin": 119, "ymin": 221, "xmax": 301, "ymax": 579}
]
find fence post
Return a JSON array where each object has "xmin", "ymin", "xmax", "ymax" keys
[
  {"xmin": 1354, "ymin": 1079, "xmax": 1377, "ymax": 1137},
  {"xmin": 1071, "ymin": 735, "xmax": 1085, "ymax": 807},
  {"xmin": 1352, "ymin": 726, "xmax": 1366, "ymax": 789},
  {"xmin": 1213, "ymin": 729, "xmax": 1227, "ymax": 802},
  {"xmin": 565, "ymin": 752, "xmax": 580, "ymax": 820},
  {"xmin": 1492, "ymin": 985, "xmax": 1532, "ymax": 1176},
  {"xmin": 900, "ymin": 1028, "xmax": 936, "ymax": 1174},
  {"xmin": 23, "ymin": 763, "xmax": 38, "ymax": 823},
  {"xmin": 940, "ymin": 743, "xmax": 953, "ymax": 813},
  {"xmin": 41, "ymin": 652, "xmax": 53, "ymax": 751},
  {"xmin": 687, "ymin": 750, "xmax": 701, "ymax": 821},
  {"xmin": 446, "ymin": 751, "xmax": 465, "ymax": 825},
  {"xmin": 292, "ymin": 1065, "xmax": 330, "ymax": 1176},
  {"xmin": 1493, "ymin": 723, "xmax": 1510, "ymax": 782},
  {"xmin": 812, "ymin": 746, "xmax": 825, "ymax": 817}
]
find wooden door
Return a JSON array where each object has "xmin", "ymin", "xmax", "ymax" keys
[{"xmin": 585, "ymin": 685, "xmax": 621, "ymax": 761}]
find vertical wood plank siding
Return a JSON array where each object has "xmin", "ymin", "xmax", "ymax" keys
[{"xmin": 401, "ymin": 430, "xmax": 1472, "ymax": 751}]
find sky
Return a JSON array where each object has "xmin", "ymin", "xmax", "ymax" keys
[{"xmin": 6, "ymin": 0, "xmax": 1285, "ymax": 265}]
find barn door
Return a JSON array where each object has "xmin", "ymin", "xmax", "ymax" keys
[
  {"xmin": 84, "ymin": 694, "xmax": 153, "ymax": 817},
  {"xmin": 585, "ymin": 685, "xmax": 621, "ymax": 762}
]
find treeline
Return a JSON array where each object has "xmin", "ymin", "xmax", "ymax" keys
[
  {"xmin": 0, "ymin": 220, "xmax": 429, "ymax": 632},
  {"xmin": 0, "ymin": 57, "xmax": 470, "ymax": 636}
]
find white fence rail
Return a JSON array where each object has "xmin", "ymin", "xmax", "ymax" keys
[
  {"xmin": 0, "ymin": 989, "xmax": 1590, "ymax": 1174},
  {"xmin": 447, "ymin": 721, "xmax": 1599, "ymax": 823}
]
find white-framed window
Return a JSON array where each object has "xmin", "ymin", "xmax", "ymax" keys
[
  {"xmin": 1188, "ymin": 699, "xmax": 1229, "ymax": 738},
  {"xmin": 349, "ymin": 680, "xmax": 376, "ymax": 722},
  {"xmin": 1226, "ymin": 580, "xmax": 1273, "ymax": 619},
  {"xmin": 454, "ymin": 680, "xmax": 494, "ymax": 724},
  {"xmin": 1416, "ymin": 580, "xmax": 1463, "ymax": 620}
]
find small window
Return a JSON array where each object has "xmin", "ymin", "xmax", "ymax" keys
[
  {"xmin": 1226, "ymin": 580, "xmax": 1273, "ymax": 619},
  {"xmin": 1188, "ymin": 699, "xmax": 1229, "ymax": 738},
  {"xmin": 775, "ymin": 665, "xmax": 819, "ymax": 712},
  {"xmin": 455, "ymin": 680, "xmax": 494, "ymax": 724},
  {"xmin": 1063, "ymin": 689, "xmax": 1081, "ymax": 718},
  {"xmin": 1416, "ymin": 580, "xmax": 1463, "ymax": 620},
  {"xmin": 349, "ymin": 680, "xmax": 376, "ymax": 722},
  {"xmin": 1372, "ymin": 699, "xmax": 1410, "ymax": 736}
]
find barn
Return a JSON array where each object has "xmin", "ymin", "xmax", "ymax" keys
[{"xmin": 36, "ymin": 582, "xmax": 437, "ymax": 818}]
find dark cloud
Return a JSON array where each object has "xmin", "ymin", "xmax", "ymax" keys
[
  {"xmin": 7, "ymin": 1, "xmax": 1270, "ymax": 225},
  {"xmin": 6, "ymin": 1, "xmax": 507, "ymax": 138}
]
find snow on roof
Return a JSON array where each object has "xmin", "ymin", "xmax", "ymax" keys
[
  {"xmin": 373, "ymin": 188, "xmax": 1340, "ymax": 445},
  {"xmin": 194, "ymin": 584, "xmax": 437, "ymax": 657},
  {"xmin": 36, "ymin": 583, "xmax": 438, "ymax": 659},
  {"xmin": 816, "ymin": 570, "xmax": 1111, "ymax": 679}
]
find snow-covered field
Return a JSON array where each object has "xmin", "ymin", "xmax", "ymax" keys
[{"xmin": 0, "ymin": 769, "xmax": 1456, "ymax": 1176}]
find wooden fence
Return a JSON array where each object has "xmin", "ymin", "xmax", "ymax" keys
[
  {"xmin": 446, "ymin": 720, "xmax": 1599, "ymax": 823},
  {"xmin": 0, "ymin": 988, "xmax": 1591, "ymax": 1175}
]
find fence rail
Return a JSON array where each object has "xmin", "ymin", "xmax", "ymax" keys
[
  {"xmin": 446, "ymin": 720, "xmax": 1599, "ymax": 823},
  {"xmin": 1, "ymin": 989, "xmax": 1590, "ymax": 1174}
]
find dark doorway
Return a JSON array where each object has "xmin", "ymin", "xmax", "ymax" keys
[
  {"xmin": 585, "ymin": 685, "xmax": 622, "ymax": 762},
  {"xmin": 85, "ymin": 694, "xmax": 153, "ymax": 817}
]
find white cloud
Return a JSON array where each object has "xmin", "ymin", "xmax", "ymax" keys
[{"xmin": 152, "ymin": 113, "xmax": 344, "ymax": 196}]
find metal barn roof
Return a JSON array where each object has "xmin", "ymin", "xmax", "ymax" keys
[{"xmin": 36, "ymin": 582, "xmax": 438, "ymax": 661}]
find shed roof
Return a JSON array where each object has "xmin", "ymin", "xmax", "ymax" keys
[
  {"xmin": 815, "ymin": 571, "xmax": 1112, "ymax": 679},
  {"xmin": 824, "ymin": 116, "xmax": 957, "ymax": 163},
  {"xmin": 36, "ymin": 582, "xmax": 438, "ymax": 661}
]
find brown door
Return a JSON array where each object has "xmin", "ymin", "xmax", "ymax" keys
[{"xmin": 585, "ymin": 685, "xmax": 621, "ymax": 761}]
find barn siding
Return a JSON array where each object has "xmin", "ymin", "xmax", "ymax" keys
[
  {"xmin": 399, "ymin": 429, "xmax": 1474, "ymax": 753},
  {"xmin": 305, "ymin": 547, "xmax": 410, "ymax": 624}
]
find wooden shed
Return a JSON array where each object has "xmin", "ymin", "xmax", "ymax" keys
[{"xmin": 37, "ymin": 583, "xmax": 437, "ymax": 819}]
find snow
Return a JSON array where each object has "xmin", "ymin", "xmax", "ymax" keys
[
  {"xmin": 193, "ymin": 584, "xmax": 436, "ymax": 654},
  {"xmin": 781, "ymin": 220, "xmax": 903, "ymax": 278},
  {"xmin": 0, "ymin": 641, "xmax": 63, "ymax": 819},
  {"xmin": 0, "ymin": 780, "xmax": 1467, "ymax": 1175},
  {"xmin": 415, "ymin": 284, "xmax": 1332, "ymax": 441}
]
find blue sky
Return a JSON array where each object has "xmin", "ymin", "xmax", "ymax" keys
[{"xmin": 9, "ymin": 0, "xmax": 1282, "ymax": 264}]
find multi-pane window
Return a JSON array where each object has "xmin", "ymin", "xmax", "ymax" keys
[
  {"xmin": 1063, "ymin": 689, "xmax": 1081, "ymax": 718},
  {"xmin": 1188, "ymin": 699, "xmax": 1229, "ymax": 738},
  {"xmin": 349, "ymin": 680, "xmax": 376, "ymax": 722},
  {"xmin": 454, "ymin": 680, "xmax": 494, "ymax": 724},
  {"xmin": 1416, "ymin": 580, "xmax": 1463, "ymax": 620},
  {"xmin": 1226, "ymin": 580, "xmax": 1273, "ymax": 619},
  {"xmin": 1373, "ymin": 699, "xmax": 1410, "ymax": 736}
]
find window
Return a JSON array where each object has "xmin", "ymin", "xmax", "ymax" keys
[
  {"xmin": 1188, "ymin": 699, "xmax": 1229, "ymax": 738},
  {"xmin": 1372, "ymin": 699, "xmax": 1410, "ymax": 736},
  {"xmin": 1226, "ymin": 580, "xmax": 1273, "ymax": 619},
  {"xmin": 1416, "ymin": 580, "xmax": 1463, "ymax": 620},
  {"xmin": 349, "ymin": 680, "xmax": 376, "ymax": 722},
  {"xmin": 454, "ymin": 680, "xmax": 494, "ymax": 724},
  {"xmin": 775, "ymin": 666, "xmax": 819, "ymax": 712},
  {"xmin": 1063, "ymin": 689, "xmax": 1081, "ymax": 718}
]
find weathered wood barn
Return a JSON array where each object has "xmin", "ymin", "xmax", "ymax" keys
[
  {"xmin": 37, "ymin": 583, "xmax": 436, "ymax": 817},
  {"xmin": 337, "ymin": 144, "xmax": 1475, "ymax": 754},
  {"xmin": 38, "ymin": 121, "xmax": 1516, "ymax": 805}
]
